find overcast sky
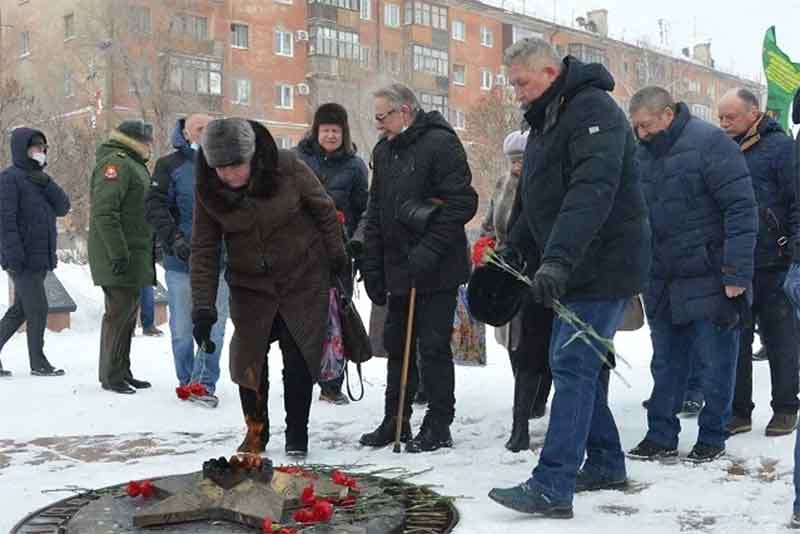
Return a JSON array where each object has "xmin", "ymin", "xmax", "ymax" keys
[{"xmin": 492, "ymin": 0, "xmax": 800, "ymax": 83}]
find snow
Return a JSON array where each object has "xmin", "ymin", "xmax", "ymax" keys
[{"xmin": 0, "ymin": 263, "xmax": 796, "ymax": 533}]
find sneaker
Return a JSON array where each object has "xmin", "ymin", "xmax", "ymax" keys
[
  {"xmin": 126, "ymin": 377, "xmax": 151, "ymax": 389},
  {"xmin": 406, "ymin": 424, "xmax": 453, "ymax": 453},
  {"xmin": 189, "ymin": 392, "xmax": 219, "ymax": 409},
  {"xmin": 679, "ymin": 400, "xmax": 704, "ymax": 417},
  {"xmin": 575, "ymin": 467, "xmax": 628, "ymax": 493},
  {"xmin": 319, "ymin": 389, "xmax": 350, "ymax": 405},
  {"xmin": 752, "ymin": 347, "xmax": 768, "ymax": 361},
  {"xmin": 766, "ymin": 413, "xmax": 798, "ymax": 436},
  {"xmin": 102, "ymin": 382, "xmax": 136, "ymax": 395},
  {"xmin": 359, "ymin": 417, "xmax": 411, "ymax": 447},
  {"xmin": 686, "ymin": 442, "xmax": 725, "ymax": 463},
  {"xmin": 627, "ymin": 439, "xmax": 678, "ymax": 461},
  {"xmin": 791, "ymin": 511, "xmax": 800, "ymax": 528},
  {"xmin": 142, "ymin": 326, "xmax": 164, "ymax": 337},
  {"xmin": 0, "ymin": 360, "xmax": 10, "ymax": 378},
  {"xmin": 31, "ymin": 360, "xmax": 65, "ymax": 377},
  {"xmin": 488, "ymin": 481, "xmax": 573, "ymax": 518},
  {"xmin": 726, "ymin": 415, "xmax": 752, "ymax": 436}
]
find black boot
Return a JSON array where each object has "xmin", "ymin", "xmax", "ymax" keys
[
  {"xmin": 0, "ymin": 359, "xmax": 10, "ymax": 377},
  {"xmin": 406, "ymin": 419, "xmax": 453, "ymax": 453},
  {"xmin": 506, "ymin": 371, "xmax": 539, "ymax": 452},
  {"xmin": 359, "ymin": 416, "xmax": 411, "ymax": 447}
]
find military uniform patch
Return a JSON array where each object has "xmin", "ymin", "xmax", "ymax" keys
[{"xmin": 104, "ymin": 164, "xmax": 118, "ymax": 180}]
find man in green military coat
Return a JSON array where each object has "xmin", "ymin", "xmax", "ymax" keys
[{"xmin": 89, "ymin": 120, "xmax": 155, "ymax": 394}]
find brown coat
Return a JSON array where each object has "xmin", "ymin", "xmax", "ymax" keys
[{"xmin": 191, "ymin": 121, "xmax": 346, "ymax": 391}]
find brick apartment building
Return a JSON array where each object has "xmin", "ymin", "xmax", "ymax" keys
[{"xmin": 0, "ymin": 0, "xmax": 763, "ymax": 221}]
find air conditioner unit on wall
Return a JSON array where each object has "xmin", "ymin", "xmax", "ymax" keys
[
  {"xmin": 296, "ymin": 83, "xmax": 311, "ymax": 95},
  {"xmin": 296, "ymin": 30, "xmax": 309, "ymax": 41}
]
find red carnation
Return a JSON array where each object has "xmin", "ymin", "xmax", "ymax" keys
[
  {"xmin": 340, "ymin": 495, "xmax": 357, "ymax": 507},
  {"xmin": 331, "ymin": 470, "xmax": 347, "ymax": 485},
  {"xmin": 471, "ymin": 236, "xmax": 496, "ymax": 266},
  {"xmin": 293, "ymin": 508, "xmax": 316, "ymax": 523},
  {"xmin": 300, "ymin": 485, "xmax": 316, "ymax": 506},
  {"xmin": 279, "ymin": 529, "xmax": 297, "ymax": 534},
  {"xmin": 312, "ymin": 500, "xmax": 334, "ymax": 522},
  {"xmin": 126, "ymin": 481, "xmax": 141, "ymax": 497},
  {"xmin": 261, "ymin": 517, "xmax": 273, "ymax": 534},
  {"xmin": 175, "ymin": 385, "xmax": 190, "ymax": 400},
  {"xmin": 336, "ymin": 210, "xmax": 346, "ymax": 225},
  {"xmin": 140, "ymin": 480, "xmax": 155, "ymax": 499},
  {"xmin": 188, "ymin": 383, "xmax": 207, "ymax": 396}
]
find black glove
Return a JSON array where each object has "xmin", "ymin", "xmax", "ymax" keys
[
  {"xmin": 408, "ymin": 243, "xmax": 439, "ymax": 280},
  {"xmin": 346, "ymin": 238, "xmax": 364, "ymax": 259},
  {"xmin": 192, "ymin": 308, "xmax": 218, "ymax": 354},
  {"xmin": 111, "ymin": 257, "xmax": 129, "ymax": 276},
  {"xmin": 28, "ymin": 171, "xmax": 50, "ymax": 187},
  {"xmin": 495, "ymin": 245, "xmax": 526, "ymax": 273},
  {"xmin": 364, "ymin": 275, "xmax": 387, "ymax": 306},
  {"xmin": 531, "ymin": 261, "xmax": 570, "ymax": 306},
  {"xmin": 172, "ymin": 234, "xmax": 192, "ymax": 262}
]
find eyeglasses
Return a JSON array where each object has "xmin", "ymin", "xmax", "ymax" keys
[{"xmin": 374, "ymin": 109, "xmax": 397, "ymax": 122}]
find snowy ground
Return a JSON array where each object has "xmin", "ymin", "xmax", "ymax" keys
[{"xmin": 0, "ymin": 262, "xmax": 797, "ymax": 533}]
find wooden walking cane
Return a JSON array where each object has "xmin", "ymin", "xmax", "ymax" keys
[{"xmin": 393, "ymin": 285, "xmax": 417, "ymax": 453}]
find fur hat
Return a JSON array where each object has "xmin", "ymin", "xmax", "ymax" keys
[
  {"xmin": 313, "ymin": 103, "xmax": 349, "ymax": 130},
  {"xmin": 201, "ymin": 118, "xmax": 256, "ymax": 168},
  {"xmin": 117, "ymin": 120, "xmax": 153, "ymax": 143},
  {"xmin": 503, "ymin": 130, "xmax": 528, "ymax": 159}
]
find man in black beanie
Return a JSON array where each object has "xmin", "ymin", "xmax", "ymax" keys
[{"xmin": 88, "ymin": 119, "xmax": 155, "ymax": 394}]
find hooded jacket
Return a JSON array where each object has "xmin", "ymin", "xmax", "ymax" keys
[
  {"xmin": 507, "ymin": 57, "xmax": 651, "ymax": 301},
  {"xmin": 636, "ymin": 103, "xmax": 757, "ymax": 325},
  {"xmin": 362, "ymin": 110, "xmax": 478, "ymax": 295},
  {"xmin": 145, "ymin": 119, "xmax": 200, "ymax": 272},
  {"xmin": 295, "ymin": 138, "xmax": 369, "ymax": 237},
  {"xmin": 0, "ymin": 128, "xmax": 70, "ymax": 272}
]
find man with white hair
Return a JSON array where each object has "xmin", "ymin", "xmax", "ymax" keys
[{"xmin": 487, "ymin": 37, "xmax": 650, "ymax": 518}]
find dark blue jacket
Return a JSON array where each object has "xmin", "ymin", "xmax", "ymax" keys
[
  {"xmin": 295, "ymin": 138, "xmax": 368, "ymax": 237},
  {"xmin": 636, "ymin": 103, "xmax": 758, "ymax": 325},
  {"xmin": 735, "ymin": 116, "xmax": 798, "ymax": 270},
  {"xmin": 0, "ymin": 128, "xmax": 70, "ymax": 272},
  {"xmin": 145, "ymin": 120, "xmax": 197, "ymax": 272}
]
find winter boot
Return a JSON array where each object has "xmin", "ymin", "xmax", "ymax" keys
[
  {"xmin": 285, "ymin": 426, "xmax": 308, "ymax": 458},
  {"xmin": 766, "ymin": 412, "xmax": 798, "ymax": 436},
  {"xmin": 627, "ymin": 438, "xmax": 678, "ymax": 461},
  {"xmin": 0, "ymin": 360, "xmax": 10, "ymax": 378},
  {"xmin": 406, "ymin": 420, "xmax": 453, "ymax": 453},
  {"xmin": 726, "ymin": 415, "xmax": 752, "ymax": 435},
  {"xmin": 238, "ymin": 415, "xmax": 269, "ymax": 454},
  {"xmin": 359, "ymin": 416, "xmax": 411, "ymax": 447},
  {"xmin": 686, "ymin": 442, "xmax": 725, "ymax": 463},
  {"xmin": 505, "ymin": 371, "xmax": 539, "ymax": 452}
]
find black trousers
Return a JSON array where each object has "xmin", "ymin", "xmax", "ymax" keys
[
  {"xmin": 510, "ymin": 295, "xmax": 554, "ymax": 409},
  {"xmin": 0, "ymin": 270, "xmax": 48, "ymax": 369},
  {"xmin": 733, "ymin": 269, "xmax": 800, "ymax": 416},
  {"xmin": 240, "ymin": 315, "xmax": 313, "ymax": 442},
  {"xmin": 99, "ymin": 286, "xmax": 139, "ymax": 386},
  {"xmin": 383, "ymin": 289, "xmax": 458, "ymax": 426}
]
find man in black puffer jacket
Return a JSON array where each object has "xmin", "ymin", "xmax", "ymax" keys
[
  {"xmin": 488, "ymin": 38, "xmax": 650, "ymax": 519},
  {"xmin": 718, "ymin": 88, "xmax": 800, "ymax": 437},
  {"xmin": 360, "ymin": 83, "xmax": 478, "ymax": 453}
]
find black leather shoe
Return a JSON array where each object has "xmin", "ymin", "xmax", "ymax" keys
[
  {"xmin": 102, "ymin": 382, "xmax": 136, "ymax": 395},
  {"xmin": 406, "ymin": 424, "xmax": 453, "ymax": 453},
  {"xmin": 359, "ymin": 417, "xmax": 411, "ymax": 447},
  {"xmin": 31, "ymin": 361, "xmax": 65, "ymax": 376},
  {"xmin": 126, "ymin": 377, "xmax": 152, "ymax": 389}
]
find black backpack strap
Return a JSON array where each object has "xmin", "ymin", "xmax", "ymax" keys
[{"xmin": 345, "ymin": 361, "xmax": 364, "ymax": 402}]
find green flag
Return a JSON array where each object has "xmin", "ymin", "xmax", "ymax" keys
[{"xmin": 762, "ymin": 26, "xmax": 800, "ymax": 131}]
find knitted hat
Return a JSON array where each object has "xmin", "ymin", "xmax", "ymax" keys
[
  {"xmin": 201, "ymin": 118, "xmax": 256, "ymax": 168},
  {"xmin": 313, "ymin": 103, "xmax": 349, "ymax": 130},
  {"xmin": 117, "ymin": 120, "xmax": 154, "ymax": 143},
  {"xmin": 503, "ymin": 130, "xmax": 528, "ymax": 159}
]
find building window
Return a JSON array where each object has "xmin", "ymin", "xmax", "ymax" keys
[
  {"xmin": 231, "ymin": 24, "xmax": 249, "ymax": 49},
  {"xmin": 64, "ymin": 71, "xmax": 73, "ymax": 97},
  {"xmin": 309, "ymin": 26, "xmax": 360, "ymax": 60},
  {"xmin": 404, "ymin": 2, "xmax": 446, "ymax": 29},
  {"xmin": 275, "ymin": 0, "xmax": 293, "ymax": 4},
  {"xmin": 450, "ymin": 109, "xmax": 465, "ymax": 129},
  {"xmin": 480, "ymin": 68, "xmax": 492, "ymax": 90},
  {"xmin": 412, "ymin": 45, "xmax": 448, "ymax": 76},
  {"xmin": 479, "ymin": 25, "xmax": 493, "ymax": 47},
  {"xmin": 19, "ymin": 31, "xmax": 30, "ymax": 57},
  {"xmin": 128, "ymin": 65, "xmax": 152, "ymax": 96},
  {"xmin": 383, "ymin": 50, "xmax": 400, "ymax": 74},
  {"xmin": 274, "ymin": 29, "xmax": 293, "ymax": 56},
  {"xmin": 232, "ymin": 79, "xmax": 251, "ymax": 105},
  {"xmin": 276, "ymin": 136, "xmax": 293, "ymax": 149},
  {"xmin": 360, "ymin": 46, "xmax": 370, "ymax": 68},
  {"xmin": 691, "ymin": 103, "xmax": 712, "ymax": 122},
  {"xmin": 384, "ymin": 4, "xmax": 400, "ymax": 27},
  {"xmin": 511, "ymin": 26, "xmax": 542, "ymax": 43},
  {"xmin": 276, "ymin": 84, "xmax": 294, "ymax": 109},
  {"xmin": 309, "ymin": 0, "xmax": 359, "ymax": 10},
  {"xmin": 567, "ymin": 43, "xmax": 608, "ymax": 67},
  {"xmin": 420, "ymin": 92, "xmax": 448, "ymax": 117},
  {"xmin": 128, "ymin": 6, "xmax": 151, "ymax": 34},
  {"xmin": 64, "ymin": 13, "xmax": 75, "ymax": 40},
  {"xmin": 170, "ymin": 13, "xmax": 209, "ymax": 41},
  {"xmin": 167, "ymin": 56, "xmax": 222, "ymax": 96},
  {"xmin": 360, "ymin": 0, "xmax": 371, "ymax": 20},
  {"xmin": 451, "ymin": 19, "xmax": 465, "ymax": 41},
  {"xmin": 452, "ymin": 63, "xmax": 465, "ymax": 85}
]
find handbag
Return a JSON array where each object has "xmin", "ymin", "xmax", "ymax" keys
[
  {"xmin": 320, "ymin": 288, "xmax": 346, "ymax": 382},
  {"xmin": 336, "ymin": 277, "xmax": 373, "ymax": 401}
]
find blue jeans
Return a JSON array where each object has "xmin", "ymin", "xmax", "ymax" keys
[
  {"xmin": 646, "ymin": 318, "xmax": 739, "ymax": 449},
  {"xmin": 795, "ymin": 426, "xmax": 800, "ymax": 513},
  {"xmin": 165, "ymin": 270, "xmax": 229, "ymax": 394},
  {"xmin": 529, "ymin": 298, "xmax": 627, "ymax": 505},
  {"xmin": 140, "ymin": 286, "xmax": 154, "ymax": 329}
]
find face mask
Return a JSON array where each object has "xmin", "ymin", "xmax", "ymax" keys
[
  {"xmin": 190, "ymin": 142, "xmax": 200, "ymax": 151},
  {"xmin": 31, "ymin": 152, "xmax": 46, "ymax": 166}
]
